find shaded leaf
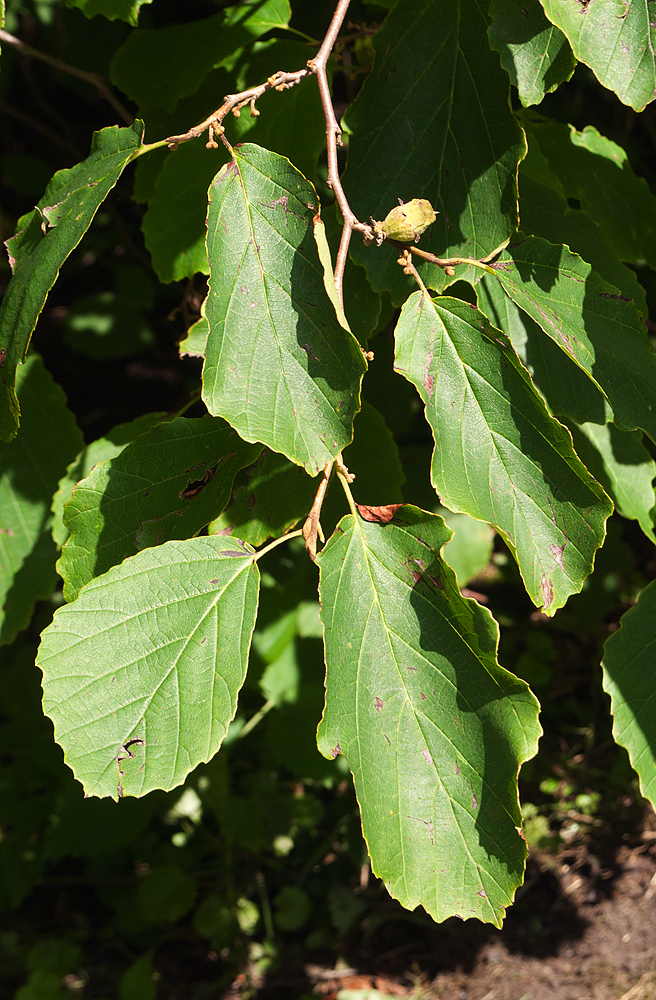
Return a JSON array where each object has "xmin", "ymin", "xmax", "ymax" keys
[
  {"xmin": 51, "ymin": 412, "xmax": 167, "ymax": 549},
  {"xmin": 491, "ymin": 234, "xmax": 656, "ymax": 442},
  {"xmin": 320, "ymin": 401, "xmax": 406, "ymax": 535},
  {"xmin": 440, "ymin": 511, "xmax": 495, "ymax": 588},
  {"xmin": 317, "ymin": 506, "xmax": 541, "ymax": 925},
  {"xmin": 0, "ymin": 355, "xmax": 82, "ymax": 645},
  {"xmin": 209, "ymin": 449, "xmax": 316, "ymax": 548},
  {"xmin": 568, "ymin": 421, "xmax": 656, "ymax": 545},
  {"xmin": 38, "ymin": 536, "xmax": 260, "ymax": 798},
  {"xmin": 65, "ymin": 0, "xmax": 152, "ymax": 25},
  {"xmin": 602, "ymin": 579, "xmax": 656, "ymax": 807},
  {"xmin": 142, "ymin": 141, "xmax": 225, "ymax": 283},
  {"xmin": 476, "ymin": 273, "xmax": 612, "ymax": 426},
  {"xmin": 58, "ymin": 415, "xmax": 260, "ymax": 602},
  {"xmin": 539, "ymin": 0, "xmax": 656, "ymax": 111},
  {"xmin": 518, "ymin": 143, "xmax": 648, "ymax": 317},
  {"xmin": 394, "ymin": 292, "xmax": 612, "ymax": 613},
  {"xmin": 110, "ymin": 0, "xmax": 290, "ymax": 113},
  {"xmin": 344, "ymin": 0, "xmax": 525, "ymax": 302},
  {"xmin": 322, "ymin": 205, "xmax": 382, "ymax": 346},
  {"xmin": 489, "ymin": 0, "xmax": 576, "ymax": 107},
  {"xmin": 62, "ymin": 265, "xmax": 156, "ymax": 359},
  {"xmin": 524, "ymin": 118, "xmax": 656, "ymax": 269},
  {"xmin": 231, "ymin": 39, "xmax": 327, "ymax": 181},
  {"xmin": 0, "ymin": 122, "xmax": 145, "ymax": 442},
  {"xmin": 203, "ymin": 143, "xmax": 366, "ymax": 475}
]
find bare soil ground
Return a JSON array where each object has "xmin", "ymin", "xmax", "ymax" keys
[{"xmin": 277, "ymin": 814, "xmax": 656, "ymax": 1000}]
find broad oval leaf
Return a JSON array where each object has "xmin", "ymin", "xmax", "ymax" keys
[
  {"xmin": 343, "ymin": 0, "xmax": 525, "ymax": 302},
  {"xmin": 394, "ymin": 293, "xmax": 612, "ymax": 614},
  {"xmin": 38, "ymin": 536, "xmax": 260, "ymax": 799},
  {"xmin": 51, "ymin": 412, "xmax": 167, "ymax": 549},
  {"xmin": 488, "ymin": 0, "xmax": 576, "ymax": 107},
  {"xmin": 57, "ymin": 415, "xmax": 260, "ymax": 602},
  {"xmin": 491, "ymin": 235, "xmax": 656, "ymax": 443},
  {"xmin": 317, "ymin": 506, "xmax": 541, "ymax": 926},
  {"xmin": 539, "ymin": 0, "xmax": 656, "ymax": 112},
  {"xmin": 524, "ymin": 120, "xmax": 656, "ymax": 271},
  {"xmin": 0, "ymin": 122, "xmax": 145, "ymax": 442},
  {"xmin": 518, "ymin": 143, "xmax": 649, "ymax": 318},
  {"xmin": 602, "ymin": 579, "xmax": 656, "ymax": 807},
  {"xmin": 203, "ymin": 143, "xmax": 366, "ymax": 475}
]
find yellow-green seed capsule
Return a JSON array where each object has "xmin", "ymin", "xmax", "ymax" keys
[{"xmin": 375, "ymin": 198, "xmax": 437, "ymax": 243}]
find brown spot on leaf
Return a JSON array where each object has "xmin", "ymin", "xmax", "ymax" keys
[
  {"xmin": 540, "ymin": 573, "xmax": 554, "ymax": 610},
  {"xmin": 356, "ymin": 503, "xmax": 403, "ymax": 523},
  {"xmin": 549, "ymin": 542, "xmax": 565, "ymax": 569},
  {"xmin": 374, "ymin": 697, "xmax": 383, "ymax": 712},
  {"xmin": 331, "ymin": 743, "xmax": 341, "ymax": 759}
]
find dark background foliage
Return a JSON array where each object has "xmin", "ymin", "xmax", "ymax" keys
[{"xmin": 2, "ymin": 1, "xmax": 656, "ymax": 998}]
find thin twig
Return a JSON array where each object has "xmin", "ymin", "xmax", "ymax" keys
[
  {"xmin": 308, "ymin": 0, "xmax": 374, "ymax": 307},
  {"xmin": 165, "ymin": 68, "xmax": 311, "ymax": 149},
  {"xmin": 164, "ymin": 0, "xmax": 375, "ymax": 309},
  {"xmin": 302, "ymin": 462, "xmax": 333, "ymax": 561},
  {"xmin": 0, "ymin": 28, "xmax": 133, "ymax": 125},
  {"xmin": 389, "ymin": 238, "xmax": 499, "ymax": 275},
  {"xmin": 335, "ymin": 455, "xmax": 358, "ymax": 517}
]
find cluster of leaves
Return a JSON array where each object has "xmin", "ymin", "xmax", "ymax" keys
[{"xmin": 2, "ymin": 2, "xmax": 656, "ymax": 988}]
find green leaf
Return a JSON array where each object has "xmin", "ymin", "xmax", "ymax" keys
[
  {"xmin": 316, "ymin": 506, "xmax": 541, "ymax": 925},
  {"xmin": 209, "ymin": 449, "xmax": 316, "ymax": 548},
  {"xmin": 231, "ymin": 39, "xmax": 327, "ymax": 181},
  {"xmin": 518, "ymin": 167, "xmax": 649, "ymax": 319},
  {"xmin": 476, "ymin": 273, "xmax": 612, "ymax": 426},
  {"xmin": 38, "ymin": 536, "xmax": 260, "ymax": 798},
  {"xmin": 491, "ymin": 234, "xmax": 656, "ymax": 442},
  {"xmin": 394, "ymin": 293, "xmax": 612, "ymax": 614},
  {"xmin": 441, "ymin": 511, "xmax": 495, "ymax": 587},
  {"xmin": 320, "ymin": 401, "xmax": 406, "ymax": 535},
  {"xmin": 62, "ymin": 265, "xmax": 156, "ymax": 359},
  {"xmin": 273, "ymin": 885, "xmax": 311, "ymax": 931},
  {"xmin": 65, "ymin": 0, "xmax": 152, "ymax": 26},
  {"xmin": 0, "ymin": 122, "xmax": 145, "ymax": 442},
  {"xmin": 524, "ymin": 119, "xmax": 656, "ymax": 270},
  {"xmin": 118, "ymin": 954, "xmax": 157, "ymax": 1000},
  {"xmin": 568, "ymin": 422, "xmax": 656, "ymax": 545},
  {"xmin": 51, "ymin": 412, "xmax": 167, "ymax": 549},
  {"xmin": 0, "ymin": 354, "xmax": 82, "ymax": 645},
  {"xmin": 203, "ymin": 144, "xmax": 366, "ymax": 475},
  {"xmin": 179, "ymin": 306, "xmax": 209, "ymax": 359},
  {"xmin": 539, "ymin": 0, "xmax": 656, "ymax": 111},
  {"xmin": 58, "ymin": 415, "xmax": 261, "ymax": 602},
  {"xmin": 138, "ymin": 866, "xmax": 197, "ymax": 922},
  {"xmin": 488, "ymin": 0, "xmax": 576, "ymax": 107},
  {"xmin": 322, "ymin": 206, "xmax": 382, "ymax": 346},
  {"xmin": 343, "ymin": 0, "xmax": 525, "ymax": 302},
  {"xmin": 602, "ymin": 579, "xmax": 656, "ymax": 807},
  {"xmin": 142, "ymin": 141, "xmax": 226, "ymax": 283},
  {"xmin": 110, "ymin": 1, "xmax": 290, "ymax": 113}
]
